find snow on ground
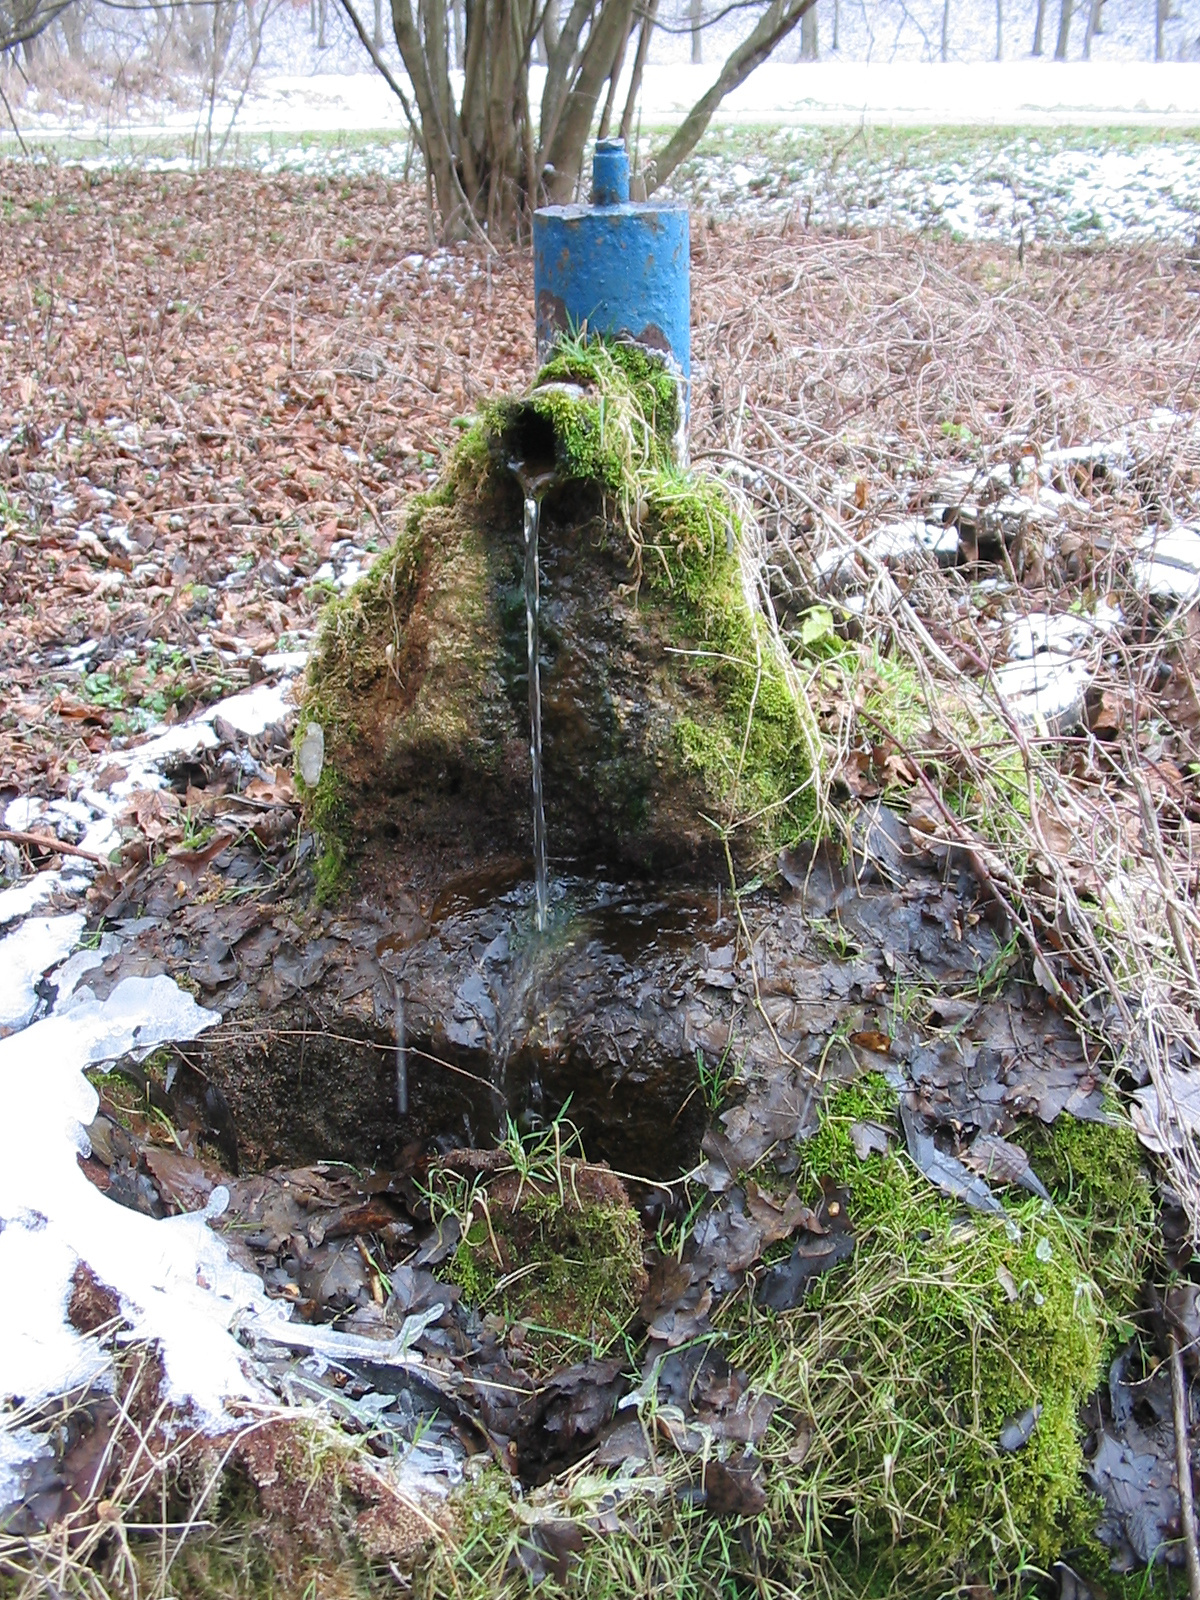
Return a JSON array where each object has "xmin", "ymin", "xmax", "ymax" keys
[
  {"xmin": 0, "ymin": 659, "xmax": 467, "ymax": 1509},
  {"xmin": 0, "ymin": 671, "xmax": 317, "ymax": 1498},
  {"xmin": 675, "ymin": 127, "xmax": 1200, "ymax": 239},
  {"xmin": 0, "ymin": 976, "xmax": 273, "ymax": 1456},
  {"xmin": 9, "ymin": 81, "xmax": 1199, "ymax": 245},
  {"xmin": 9, "ymin": 60, "xmax": 1200, "ymax": 245},
  {"xmin": 15, "ymin": 62, "xmax": 1200, "ymax": 145}
]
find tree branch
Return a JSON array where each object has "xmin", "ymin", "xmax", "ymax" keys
[
  {"xmin": 336, "ymin": 0, "xmax": 422, "ymax": 140},
  {"xmin": 0, "ymin": 0, "xmax": 76, "ymax": 54},
  {"xmin": 646, "ymin": 0, "xmax": 816, "ymax": 194}
]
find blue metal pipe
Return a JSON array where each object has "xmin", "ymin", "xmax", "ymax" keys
[
  {"xmin": 591, "ymin": 137, "xmax": 630, "ymax": 205},
  {"xmin": 533, "ymin": 138, "xmax": 690, "ymax": 410}
]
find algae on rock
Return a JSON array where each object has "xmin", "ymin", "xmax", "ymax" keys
[{"xmin": 298, "ymin": 335, "xmax": 818, "ymax": 893}]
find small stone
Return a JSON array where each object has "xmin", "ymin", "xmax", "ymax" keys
[{"xmin": 296, "ymin": 722, "xmax": 325, "ymax": 788}]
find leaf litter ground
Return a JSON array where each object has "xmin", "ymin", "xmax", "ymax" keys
[{"xmin": 3, "ymin": 162, "xmax": 1200, "ymax": 1599}]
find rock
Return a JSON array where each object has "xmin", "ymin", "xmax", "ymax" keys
[{"xmin": 297, "ymin": 347, "xmax": 814, "ymax": 888}]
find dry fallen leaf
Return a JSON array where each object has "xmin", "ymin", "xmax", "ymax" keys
[
  {"xmin": 850, "ymin": 1030, "xmax": 892, "ymax": 1054},
  {"xmin": 849, "ymin": 1120, "xmax": 891, "ymax": 1160}
]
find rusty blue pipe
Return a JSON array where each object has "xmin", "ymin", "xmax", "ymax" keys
[{"xmin": 533, "ymin": 138, "xmax": 690, "ymax": 409}]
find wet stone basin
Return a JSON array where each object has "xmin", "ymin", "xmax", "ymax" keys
[{"xmin": 168, "ymin": 818, "xmax": 1083, "ymax": 1186}]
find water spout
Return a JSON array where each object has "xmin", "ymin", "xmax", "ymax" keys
[
  {"xmin": 511, "ymin": 462, "xmax": 556, "ymax": 932},
  {"xmin": 394, "ymin": 986, "xmax": 407, "ymax": 1115}
]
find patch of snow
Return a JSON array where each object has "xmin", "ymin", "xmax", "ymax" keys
[
  {"xmin": 870, "ymin": 518, "xmax": 960, "ymax": 568},
  {"xmin": 0, "ymin": 914, "xmax": 86, "ymax": 1034},
  {"xmin": 1040, "ymin": 439, "xmax": 1130, "ymax": 474},
  {"xmin": 0, "ymin": 873, "xmax": 67, "ymax": 927},
  {"xmin": 79, "ymin": 817, "xmax": 122, "ymax": 859},
  {"xmin": 0, "ymin": 976, "xmax": 277, "ymax": 1433},
  {"xmin": 4, "ymin": 798, "xmax": 45, "ymax": 832},
  {"xmin": 51, "ymin": 939, "xmax": 118, "ymax": 1004},
  {"xmin": 204, "ymin": 679, "xmax": 294, "ymax": 736},
  {"xmin": 108, "ymin": 723, "xmax": 220, "ymax": 797},
  {"xmin": 1134, "ymin": 524, "xmax": 1200, "ymax": 602},
  {"xmin": 1147, "ymin": 407, "xmax": 1188, "ymax": 431},
  {"xmin": 261, "ymin": 649, "xmax": 311, "ymax": 673},
  {"xmin": 1006, "ymin": 603, "xmax": 1121, "ymax": 660},
  {"xmin": 993, "ymin": 652, "xmax": 1092, "ymax": 728}
]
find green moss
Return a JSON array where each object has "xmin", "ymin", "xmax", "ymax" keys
[
  {"xmin": 483, "ymin": 332, "xmax": 676, "ymax": 501},
  {"xmin": 294, "ymin": 427, "xmax": 495, "ymax": 882},
  {"xmin": 490, "ymin": 344, "xmax": 819, "ymax": 859},
  {"xmin": 642, "ymin": 466, "xmax": 817, "ymax": 849},
  {"xmin": 408, "ymin": 1078, "xmax": 1155, "ymax": 1600},
  {"xmin": 442, "ymin": 1168, "xmax": 646, "ymax": 1369},
  {"xmin": 535, "ymin": 329, "xmax": 681, "ymax": 454},
  {"xmin": 1018, "ymin": 1106, "xmax": 1154, "ymax": 1301},
  {"xmin": 719, "ymin": 1074, "xmax": 1151, "ymax": 1594},
  {"xmin": 416, "ymin": 1466, "xmax": 756, "ymax": 1600}
]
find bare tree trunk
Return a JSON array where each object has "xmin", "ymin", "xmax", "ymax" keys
[
  {"xmin": 310, "ymin": 0, "xmax": 316, "ymax": 32},
  {"xmin": 619, "ymin": 0, "xmax": 657, "ymax": 144},
  {"xmin": 318, "ymin": 0, "xmax": 328, "ymax": 47},
  {"xmin": 373, "ymin": 0, "xmax": 383, "ymax": 45},
  {"xmin": 61, "ymin": 0, "xmax": 85, "ymax": 60},
  {"xmin": 390, "ymin": 0, "xmax": 475, "ymax": 236},
  {"xmin": 1031, "ymin": 0, "xmax": 1045, "ymax": 49},
  {"xmin": 598, "ymin": 9, "xmax": 634, "ymax": 137},
  {"xmin": 539, "ymin": 0, "xmax": 597, "ymax": 165},
  {"xmin": 1093, "ymin": 0, "xmax": 1104, "ymax": 30},
  {"xmin": 689, "ymin": 0, "xmax": 701, "ymax": 61},
  {"xmin": 995, "ymin": 0, "xmax": 1002, "ymax": 55},
  {"xmin": 544, "ymin": 0, "xmax": 637, "ymax": 200},
  {"xmin": 1155, "ymin": 0, "xmax": 1167, "ymax": 58},
  {"xmin": 832, "ymin": 0, "xmax": 838, "ymax": 48},
  {"xmin": 1081, "ymin": 0, "xmax": 1099, "ymax": 54},
  {"xmin": 1053, "ymin": 0, "xmax": 1072, "ymax": 57},
  {"xmin": 940, "ymin": 0, "xmax": 950, "ymax": 59},
  {"xmin": 800, "ymin": 0, "xmax": 817, "ymax": 56}
]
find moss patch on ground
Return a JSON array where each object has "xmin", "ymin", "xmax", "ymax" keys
[
  {"xmin": 413, "ymin": 1077, "xmax": 1155, "ymax": 1600},
  {"xmin": 433, "ymin": 1151, "xmax": 647, "ymax": 1372},
  {"xmin": 735, "ymin": 1074, "xmax": 1152, "ymax": 1594}
]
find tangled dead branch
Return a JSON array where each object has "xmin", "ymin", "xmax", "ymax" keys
[{"xmin": 693, "ymin": 221, "xmax": 1200, "ymax": 1233}]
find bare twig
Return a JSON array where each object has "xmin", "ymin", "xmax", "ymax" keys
[
  {"xmin": 1171, "ymin": 1327, "xmax": 1200, "ymax": 1600},
  {"xmin": 0, "ymin": 828, "xmax": 107, "ymax": 863}
]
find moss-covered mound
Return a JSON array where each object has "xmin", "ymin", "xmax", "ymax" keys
[
  {"xmin": 298, "ymin": 335, "xmax": 816, "ymax": 896},
  {"xmin": 737, "ymin": 1077, "xmax": 1154, "ymax": 1594},
  {"xmin": 430, "ymin": 1141, "xmax": 647, "ymax": 1374}
]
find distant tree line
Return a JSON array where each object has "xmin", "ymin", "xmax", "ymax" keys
[{"xmin": 0, "ymin": 0, "xmax": 1193, "ymax": 234}]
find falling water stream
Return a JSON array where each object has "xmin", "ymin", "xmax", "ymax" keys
[
  {"xmin": 523, "ymin": 492, "xmax": 549, "ymax": 931},
  {"xmin": 512, "ymin": 463, "xmax": 556, "ymax": 932}
]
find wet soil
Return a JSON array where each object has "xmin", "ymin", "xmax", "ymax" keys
[{"xmin": 75, "ymin": 800, "xmax": 1103, "ymax": 1190}]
